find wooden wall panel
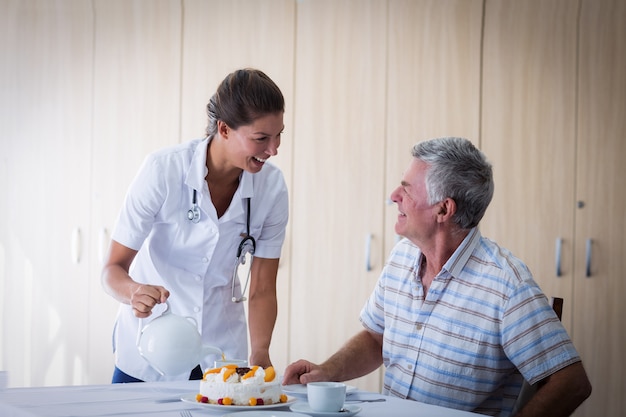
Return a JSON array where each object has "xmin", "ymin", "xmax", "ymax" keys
[
  {"xmin": 0, "ymin": 0, "xmax": 94, "ymax": 386},
  {"xmin": 573, "ymin": 0, "xmax": 626, "ymax": 414},
  {"xmin": 88, "ymin": 0, "xmax": 184, "ymax": 384},
  {"xmin": 480, "ymin": 0, "xmax": 579, "ymax": 329},
  {"xmin": 385, "ymin": 0, "xmax": 483, "ymax": 257},
  {"xmin": 289, "ymin": 0, "xmax": 387, "ymax": 392}
]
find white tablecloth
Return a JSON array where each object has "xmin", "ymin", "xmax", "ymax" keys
[{"xmin": 0, "ymin": 380, "xmax": 482, "ymax": 417}]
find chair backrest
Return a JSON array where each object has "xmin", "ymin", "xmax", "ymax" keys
[
  {"xmin": 511, "ymin": 297, "xmax": 564, "ymax": 414},
  {"xmin": 551, "ymin": 297, "xmax": 563, "ymax": 320}
]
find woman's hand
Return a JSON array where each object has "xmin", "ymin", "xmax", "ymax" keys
[
  {"xmin": 130, "ymin": 283, "xmax": 170, "ymax": 318},
  {"xmin": 102, "ymin": 240, "xmax": 169, "ymax": 317},
  {"xmin": 249, "ymin": 350, "xmax": 272, "ymax": 369}
]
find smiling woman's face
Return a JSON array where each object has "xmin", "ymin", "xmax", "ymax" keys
[{"xmin": 227, "ymin": 112, "xmax": 284, "ymax": 173}]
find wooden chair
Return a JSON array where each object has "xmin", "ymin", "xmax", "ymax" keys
[{"xmin": 511, "ymin": 297, "xmax": 564, "ymax": 414}]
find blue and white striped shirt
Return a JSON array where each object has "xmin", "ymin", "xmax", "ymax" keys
[{"xmin": 360, "ymin": 228, "xmax": 580, "ymax": 416}]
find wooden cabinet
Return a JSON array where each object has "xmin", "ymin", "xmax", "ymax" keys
[
  {"xmin": 0, "ymin": 0, "xmax": 94, "ymax": 386},
  {"xmin": 384, "ymin": 0, "xmax": 483, "ymax": 256},
  {"xmin": 289, "ymin": 0, "xmax": 388, "ymax": 392},
  {"xmin": 480, "ymin": 0, "xmax": 626, "ymax": 415},
  {"xmin": 573, "ymin": 0, "xmax": 626, "ymax": 414},
  {"xmin": 480, "ymin": 0, "xmax": 579, "ymax": 329},
  {"xmin": 0, "ymin": 0, "xmax": 185, "ymax": 386},
  {"xmin": 87, "ymin": 0, "xmax": 184, "ymax": 385}
]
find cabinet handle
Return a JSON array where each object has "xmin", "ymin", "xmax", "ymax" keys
[
  {"xmin": 555, "ymin": 238, "xmax": 562, "ymax": 277},
  {"xmin": 585, "ymin": 239, "xmax": 592, "ymax": 277},
  {"xmin": 365, "ymin": 233, "xmax": 372, "ymax": 271},
  {"xmin": 71, "ymin": 228, "xmax": 82, "ymax": 264}
]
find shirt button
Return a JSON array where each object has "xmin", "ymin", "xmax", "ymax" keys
[
  {"xmin": 195, "ymin": 275, "xmax": 202, "ymax": 282},
  {"xmin": 407, "ymin": 364, "xmax": 414, "ymax": 370},
  {"xmin": 202, "ymin": 257, "xmax": 209, "ymax": 263},
  {"xmin": 193, "ymin": 306, "xmax": 201, "ymax": 313},
  {"xmin": 415, "ymin": 324, "xmax": 423, "ymax": 331}
]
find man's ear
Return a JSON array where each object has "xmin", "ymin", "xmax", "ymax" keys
[{"xmin": 436, "ymin": 198, "xmax": 456, "ymax": 222}]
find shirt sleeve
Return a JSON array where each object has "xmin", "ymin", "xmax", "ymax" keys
[
  {"xmin": 501, "ymin": 281, "xmax": 581, "ymax": 385},
  {"xmin": 360, "ymin": 277, "xmax": 386, "ymax": 334},
  {"xmin": 360, "ymin": 242, "xmax": 409, "ymax": 335},
  {"xmin": 251, "ymin": 170, "xmax": 289, "ymax": 259},
  {"xmin": 111, "ymin": 153, "xmax": 167, "ymax": 250}
]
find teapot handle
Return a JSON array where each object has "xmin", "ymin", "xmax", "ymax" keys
[
  {"xmin": 135, "ymin": 301, "xmax": 171, "ymax": 347},
  {"xmin": 202, "ymin": 345, "xmax": 223, "ymax": 358}
]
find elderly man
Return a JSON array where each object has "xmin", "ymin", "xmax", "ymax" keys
[{"xmin": 283, "ymin": 137, "xmax": 591, "ymax": 417}]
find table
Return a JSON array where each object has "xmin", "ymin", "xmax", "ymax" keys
[{"xmin": 0, "ymin": 380, "xmax": 482, "ymax": 417}]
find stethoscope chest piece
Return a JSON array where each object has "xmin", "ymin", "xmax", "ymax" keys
[
  {"xmin": 187, "ymin": 205, "xmax": 200, "ymax": 223},
  {"xmin": 187, "ymin": 189, "xmax": 201, "ymax": 223}
]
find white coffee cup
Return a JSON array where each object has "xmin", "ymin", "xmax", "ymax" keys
[
  {"xmin": 307, "ymin": 381, "xmax": 346, "ymax": 412},
  {"xmin": 214, "ymin": 359, "xmax": 248, "ymax": 368}
]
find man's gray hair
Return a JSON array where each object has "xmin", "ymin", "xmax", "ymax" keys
[{"xmin": 412, "ymin": 137, "xmax": 494, "ymax": 229}]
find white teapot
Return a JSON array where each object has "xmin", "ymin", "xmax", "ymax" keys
[{"xmin": 137, "ymin": 301, "xmax": 222, "ymax": 376}]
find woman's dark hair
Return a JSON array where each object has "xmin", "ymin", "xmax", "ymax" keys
[{"xmin": 206, "ymin": 68, "xmax": 285, "ymax": 138}]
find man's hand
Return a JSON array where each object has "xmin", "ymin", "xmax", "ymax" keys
[{"xmin": 282, "ymin": 359, "xmax": 330, "ymax": 385}]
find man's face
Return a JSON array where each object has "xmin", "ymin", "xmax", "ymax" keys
[{"xmin": 390, "ymin": 159, "xmax": 440, "ymax": 244}]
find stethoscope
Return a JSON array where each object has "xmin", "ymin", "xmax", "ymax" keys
[
  {"xmin": 232, "ymin": 197, "xmax": 255, "ymax": 302},
  {"xmin": 187, "ymin": 190, "xmax": 201, "ymax": 223},
  {"xmin": 187, "ymin": 189, "xmax": 256, "ymax": 303}
]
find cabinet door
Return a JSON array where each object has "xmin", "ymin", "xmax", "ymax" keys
[
  {"xmin": 88, "ymin": 0, "xmax": 183, "ymax": 384},
  {"xmin": 385, "ymin": 0, "xmax": 483, "ymax": 256},
  {"xmin": 480, "ymin": 0, "xmax": 579, "ymax": 330},
  {"xmin": 180, "ymin": 0, "xmax": 295, "ymax": 373},
  {"xmin": 289, "ymin": 0, "xmax": 387, "ymax": 392},
  {"xmin": 0, "ymin": 0, "xmax": 94, "ymax": 386},
  {"xmin": 573, "ymin": 0, "xmax": 626, "ymax": 414}
]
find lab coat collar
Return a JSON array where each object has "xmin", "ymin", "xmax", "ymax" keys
[
  {"xmin": 184, "ymin": 137, "xmax": 255, "ymax": 222},
  {"xmin": 185, "ymin": 137, "xmax": 209, "ymax": 192},
  {"xmin": 184, "ymin": 137, "xmax": 255, "ymax": 198},
  {"xmin": 239, "ymin": 170, "xmax": 254, "ymax": 199}
]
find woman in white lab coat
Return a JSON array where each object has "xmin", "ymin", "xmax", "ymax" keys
[{"xmin": 101, "ymin": 68, "xmax": 289, "ymax": 382}]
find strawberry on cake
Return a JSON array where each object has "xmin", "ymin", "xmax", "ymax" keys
[{"xmin": 195, "ymin": 365, "xmax": 288, "ymax": 406}]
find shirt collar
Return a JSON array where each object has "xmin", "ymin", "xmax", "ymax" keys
[
  {"xmin": 185, "ymin": 137, "xmax": 254, "ymax": 199},
  {"xmin": 442, "ymin": 227, "xmax": 481, "ymax": 278},
  {"xmin": 185, "ymin": 138, "xmax": 209, "ymax": 191},
  {"xmin": 239, "ymin": 170, "xmax": 254, "ymax": 199}
]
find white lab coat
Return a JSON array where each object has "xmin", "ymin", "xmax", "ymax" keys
[{"xmin": 110, "ymin": 137, "xmax": 288, "ymax": 381}]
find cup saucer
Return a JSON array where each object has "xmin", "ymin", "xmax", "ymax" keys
[{"xmin": 289, "ymin": 402, "xmax": 362, "ymax": 417}]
